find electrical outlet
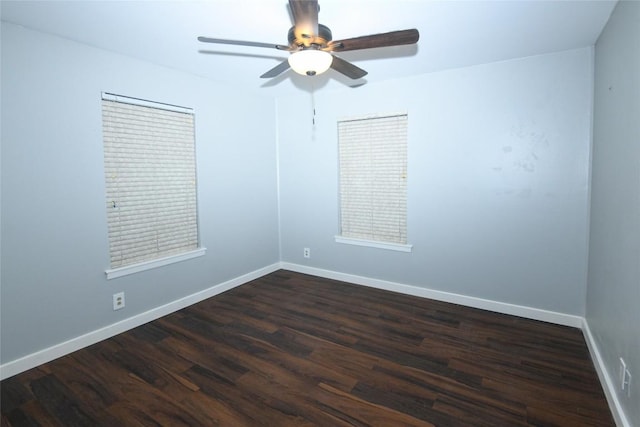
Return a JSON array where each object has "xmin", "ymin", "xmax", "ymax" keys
[
  {"xmin": 113, "ymin": 292, "xmax": 125, "ymax": 310},
  {"xmin": 619, "ymin": 357, "xmax": 632, "ymax": 397},
  {"xmin": 624, "ymin": 370, "xmax": 632, "ymax": 398},
  {"xmin": 620, "ymin": 358, "xmax": 627, "ymax": 390},
  {"xmin": 303, "ymin": 247, "xmax": 311, "ymax": 258}
]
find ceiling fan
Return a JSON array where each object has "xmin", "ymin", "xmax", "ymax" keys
[{"xmin": 198, "ymin": 0, "xmax": 419, "ymax": 80}]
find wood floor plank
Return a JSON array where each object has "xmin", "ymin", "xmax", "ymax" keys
[{"xmin": 1, "ymin": 270, "xmax": 615, "ymax": 426}]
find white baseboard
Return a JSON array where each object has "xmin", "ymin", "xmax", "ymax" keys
[
  {"xmin": 0, "ymin": 263, "xmax": 280, "ymax": 381},
  {"xmin": 281, "ymin": 263, "xmax": 584, "ymax": 328},
  {"xmin": 282, "ymin": 263, "xmax": 632, "ymax": 425},
  {"xmin": 2, "ymin": 261, "xmax": 628, "ymax": 427},
  {"xmin": 582, "ymin": 320, "xmax": 631, "ymax": 427}
]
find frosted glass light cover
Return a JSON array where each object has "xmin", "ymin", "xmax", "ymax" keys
[{"xmin": 288, "ymin": 50, "xmax": 333, "ymax": 76}]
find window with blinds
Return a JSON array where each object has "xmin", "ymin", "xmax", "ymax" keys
[
  {"xmin": 336, "ymin": 113, "xmax": 411, "ymax": 252},
  {"xmin": 102, "ymin": 93, "xmax": 203, "ymax": 278}
]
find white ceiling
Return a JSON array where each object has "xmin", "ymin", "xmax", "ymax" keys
[{"xmin": 1, "ymin": 0, "xmax": 617, "ymax": 95}]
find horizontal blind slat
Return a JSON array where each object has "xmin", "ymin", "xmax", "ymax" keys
[
  {"xmin": 338, "ymin": 113, "xmax": 408, "ymax": 245},
  {"xmin": 102, "ymin": 98, "xmax": 199, "ymax": 269}
]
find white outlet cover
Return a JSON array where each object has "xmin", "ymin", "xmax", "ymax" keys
[
  {"xmin": 622, "ymin": 368, "xmax": 632, "ymax": 397},
  {"xmin": 620, "ymin": 357, "xmax": 627, "ymax": 390},
  {"xmin": 113, "ymin": 292, "xmax": 125, "ymax": 310}
]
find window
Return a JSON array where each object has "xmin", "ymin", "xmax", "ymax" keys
[
  {"xmin": 336, "ymin": 113, "xmax": 411, "ymax": 252},
  {"xmin": 102, "ymin": 93, "xmax": 204, "ymax": 279}
]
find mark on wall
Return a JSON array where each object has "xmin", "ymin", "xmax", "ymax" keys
[
  {"xmin": 508, "ymin": 119, "xmax": 550, "ymax": 173},
  {"xmin": 491, "ymin": 118, "xmax": 552, "ymax": 197},
  {"xmin": 492, "ymin": 119, "xmax": 550, "ymax": 173}
]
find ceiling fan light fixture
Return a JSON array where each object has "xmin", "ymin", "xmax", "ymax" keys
[
  {"xmin": 288, "ymin": 49, "xmax": 333, "ymax": 76},
  {"xmin": 198, "ymin": 0, "xmax": 420, "ymax": 81}
]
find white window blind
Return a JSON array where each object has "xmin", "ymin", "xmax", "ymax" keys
[
  {"xmin": 102, "ymin": 94, "xmax": 200, "ymax": 272},
  {"xmin": 337, "ymin": 113, "xmax": 409, "ymax": 248}
]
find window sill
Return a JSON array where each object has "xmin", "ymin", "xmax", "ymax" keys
[
  {"xmin": 105, "ymin": 248, "xmax": 207, "ymax": 280},
  {"xmin": 334, "ymin": 236, "xmax": 413, "ymax": 253}
]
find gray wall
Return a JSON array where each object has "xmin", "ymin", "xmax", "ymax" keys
[
  {"xmin": 2, "ymin": 18, "xmax": 633, "ymax": 427},
  {"xmin": 588, "ymin": 1, "xmax": 640, "ymax": 425},
  {"xmin": 0, "ymin": 23, "xmax": 280, "ymax": 364},
  {"xmin": 278, "ymin": 48, "xmax": 593, "ymax": 315}
]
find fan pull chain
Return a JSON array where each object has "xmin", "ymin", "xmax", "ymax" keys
[
  {"xmin": 311, "ymin": 83, "xmax": 316, "ymax": 126},
  {"xmin": 310, "ymin": 82, "xmax": 317, "ymax": 142}
]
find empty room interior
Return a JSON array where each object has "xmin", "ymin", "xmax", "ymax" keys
[{"xmin": 1, "ymin": 0, "xmax": 638, "ymax": 426}]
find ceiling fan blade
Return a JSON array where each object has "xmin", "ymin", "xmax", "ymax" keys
[
  {"xmin": 198, "ymin": 36, "xmax": 291, "ymax": 51},
  {"xmin": 260, "ymin": 60, "xmax": 291, "ymax": 78},
  {"xmin": 289, "ymin": 0, "xmax": 319, "ymax": 39},
  {"xmin": 328, "ymin": 29, "xmax": 419, "ymax": 52},
  {"xmin": 330, "ymin": 56, "xmax": 368, "ymax": 80}
]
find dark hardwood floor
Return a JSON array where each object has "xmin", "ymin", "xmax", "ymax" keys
[{"xmin": 1, "ymin": 270, "xmax": 614, "ymax": 426}]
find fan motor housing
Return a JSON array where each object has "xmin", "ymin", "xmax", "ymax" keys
[{"xmin": 288, "ymin": 24, "xmax": 332, "ymax": 48}]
